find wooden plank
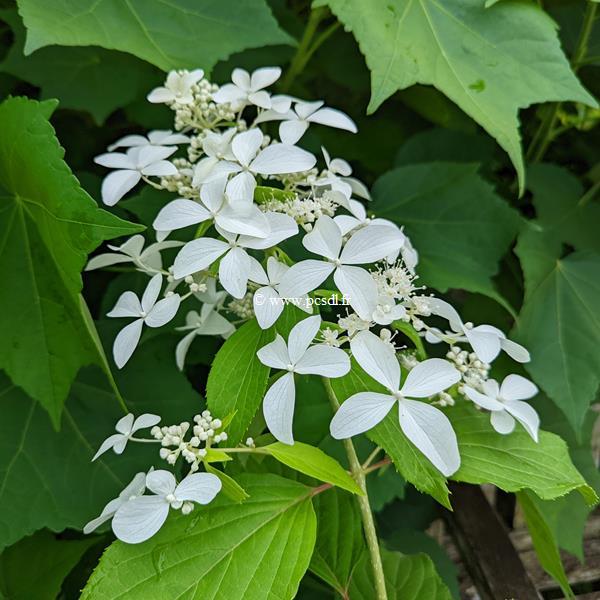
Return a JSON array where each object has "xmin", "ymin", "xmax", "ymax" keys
[{"xmin": 444, "ymin": 482, "xmax": 541, "ymax": 600}]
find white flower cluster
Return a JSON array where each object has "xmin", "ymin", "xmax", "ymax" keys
[{"xmin": 87, "ymin": 66, "xmax": 542, "ymax": 543}]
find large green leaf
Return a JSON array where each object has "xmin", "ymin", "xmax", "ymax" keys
[
  {"xmin": 0, "ymin": 530, "xmax": 96, "ymax": 600},
  {"xmin": 206, "ymin": 319, "xmax": 272, "ymax": 445},
  {"xmin": 0, "ymin": 97, "xmax": 142, "ymax": 425},
  {"xmin": 371, "ymin": 163, "xmax": 520, "ymax": 308},
  {"xmin": 318, "ymin": 0, "xmax": 596, "ymax": 190},
  {"xmin": 309, "ymin": 488, "xmax": 366, "ymax": 596},
  {"xmin": 81, "ymin": 475, "xmax": 317, "ymax": 600},
  {"xmin": 349, "ymin": 548, "xmax": 452, "ymax": 600},
  {"xmin": 0, "ymin": 10, "xmax": 160, "ymax": 124},
  {"xmin": 16, "ymin": 0, "xmax": 293, "ymax": 72}
]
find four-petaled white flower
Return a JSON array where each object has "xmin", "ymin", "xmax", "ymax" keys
[
  {"xmin": 314, "ymin": 148, "xmax": 370, "ymax": 200},
  {"xmin": 206, "ymin": 128, "xmax": 316, "ymax": 200},
  {"xmin": 463, "ymin": 375, "xmax": 540, "ymax": 441},
  {"xmin": 83, "ymin": 472, "xmax": 146, "ymax": 534},
  {"xmin": 278, "ymin": 216, "xmax": 404, "ymax": 320},
  {"xmin": 257, "ymin": 315, "xmax": 350, "ymax": 444},
  {"xmin": 212, "ymin": 67, "xmax": 281, "ymax": 109},
  {"xmin": 112, "ymin": 470, "xmax": 221, "ymax": 544},
  {"xmin": 94, "ymin": 146, "xmax": 178, "ymax": 206},
  {"xmin": 92, "ymin": 413, "xmax": 161, "ymax": 460},
  {"xmin": 250, "ymin": 257, "xmax": 312, "ymax": 329},
  {"xmin": 85, "ymin": 234, "xmax": 183, "ymax": 272},
  {"xmin": 173, "ymin": 213, "xmax": 298, "ymax": 298},
  {"xmin": 330, "ymin": 331, "xmax": 461, "ymax": 476},
  {"xmin": 426, "ymin": 298, "xmax": 530, "ymax": 364},
  {"xmin": 107, "ymin": 274, "xmax": 181, "ymax": 367},
  {"xmin": 108, "ymin": 130, "xmax": 190, "ymax": 151},
  {"xmin": 147, "ymin": 69, "xmax": 205, "ymax": 104},
  {"xmin": 153, "ymin": 177, "xmax": 270, "ymax": 240},
  {"xmin": 256, "ymin": 100, "xmax": 357, "ymax": 145},
  {"xmin": 192, "ymin": 128, "xmax": 236, "ymax": 185}
]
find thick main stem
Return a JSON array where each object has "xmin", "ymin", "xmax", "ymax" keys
[{"xmin": 323, "ymin": 378, "xmax": 388, "ymax": 600}]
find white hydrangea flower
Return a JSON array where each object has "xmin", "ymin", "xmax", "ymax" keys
[
  {"xmin": 278, "ymin": 216, "xmax": 404, "ymax": 320},
  {"xmin": 94, "ymin": 146, "xmax": 178, "ymax": 206},
  {"xmin": 426, "ymin": 298, "xmax": 530, "ymax": 364},
  {"xmin": 147, "ymin": 69, "xmax": 205, "ymax": 104},
  {"xmin": 212, "ymin": 66, "xmax": 281, "ymax": 109},
  {"xmin": 108, "ymin": 130, "xmax": 190, "ymax": 151},
  {"xmin": 112, "ymin": 470, "xmax": 221, "ymax": 544},
  {"xmin": 83, "ymin": 472, "xmax": 146, "ymax": 534},
  {"xmin": 172, "ymin": 213, "xmax": 298, "ymax": 298},
  {"xmin": 107, "ymin": 274, "xmax": 181, "ymax": 367},
  {"xmin": 255, "ymin": 100, "xmax": 357, "ymax": 145},
  {"xmin": 92, "ymin": 414, "xmax": 161, "ymax": 460},
  {"xmin": 192, "ymin": 128, "xmax": 236, "ymax": 185},
  {"xmin": 330, "ymin": 330, "xmax": 461, "ymax": 476},
  {"xmin": 463, "ymin": 375, "xmax": 540, "ymax": 441},
  {"xmin": 314, "ymin": 147, "xmax": 370, "ymax": 200},
  {"xmin": 85, "ymin": 234, "xmax": 183, "ymax": 272},
  {"xmin": 257, "ymin": 315, "xmax": 350, "ymax": 444},
  {"xmin": 250, "ymin": 257, "xmax": 312, "ymax": 329}
]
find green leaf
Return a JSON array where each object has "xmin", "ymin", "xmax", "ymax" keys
[
  {"xmin": 81, "ymin": 475, "xmax": 317, "ymax": 600},
  {"xmin": 206, "ymin": 319, "xmax": 272, "ymax": 446},
  {"xmin": 0, "ymin": 97, "xmax": 142, "ymax": 425},
  {"xmin": 319, "ymin": 0, "xmax": 596, "ymax": 191},
  {"xmin": 309, "ymin": 487, "xmax": 366, "ymax": 596},
  {"xmin": 204, "ymin": 464, "xmax": 249, "ymax": 503},
  {"xmin": 349, "ymin": 548, "xmax": 452, "ymax": 600},
  {"xmin": 371, "ymin": 163, "xmax": 520, "ymax": 309},
  {"xmin": 0, "ymin": 10, "xmax": 160, "ymax": 124},
  {"xmin": 16, "ymin": 0, "xmax": 293, "ymax": 72},
  {"xmin": 0, "ymin": 530, "xmax": 96, "ymax": 600},
  {"xmin": 517, "ymin": 491, "xmax": 573, "ymax": 598},
  {"xmin": 451, "ymin": 403, "xmax": 597, "ymax": 504},
  {"xmin": 263, "ymin": 441, "xmax": 363, "ymax": 495}
]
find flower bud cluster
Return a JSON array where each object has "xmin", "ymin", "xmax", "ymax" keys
[
  {"xmin": 228, "ymin": 293, "xmax": 254, "ymax": 320},
  {"xmin": 446, "ymin": 346, "xmax": 490, "ymax": 390}
]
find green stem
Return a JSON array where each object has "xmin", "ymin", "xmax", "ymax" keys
[
  {"xmin": 526, "ymin": 1, "xmax": 597, "ymax": 163},
  {"xmin": 578, "ymin": 179, "xmax": 600, "ymax": 208},
  {"xmin": 323, "ymin": 378, "xmax": 388, "ymax": 600}
]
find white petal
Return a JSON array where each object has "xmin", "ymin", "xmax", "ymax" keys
[
  {"xmin": 250, "ymin": 66, "xmax": 281, "ymax": 91},
  {"xmin": 277, "ymin": 260, "xmax": 334, "ymax": 298},
  {"xmin": 86, "ymin": 253, "xmax": 133, "ymax": 271},
  {"xmin": 350, "ymin": 330, "xmax": 400, "ymax": 391},
  {"xmin": 248, "ymin": 257, "xmax": 269, "ymax": 285},
  {"xmin": 500, "ymin": 374, "xmax": 538, "ymax": 402},
  {"xmin": 482, "ymin": 379, "xmax": 500, "ymax": 397},
  {"xmin": 219, "ymin": 247, "xmax": 250, "ymax": 299},
  {"xmin": 263, "ymin": 372, "xmax": 296, "ymax": 445},
  {"xmin": 94, "ymin": 152, "xmax": 135, "ymax": 169},
  {"xmin": 254, "ymin": 286, "xmax": 284, "ymax": 329},
  {"xmin": 504, "ymin": 400, "xmax": 540, "ymax": 442},
  {"xmin": 112, "ymin": 496, "xmax": 169, "ymax": 544},
  {"xmin": 147, "ymin": 87, "xmax": 175, "ymax": 103},
  {"xmin": 302, "ymin": 215, "xmax": 342, "ymax": 260},
  {"xmin": 425, "ymin": 298, "xmax": 464, "ymax": 332},
  {"xmin": 288, "ymin": 315, "xmax": 321, "ymax": 363},
  {"xmin": 83, "ymin": 510, "xmax": 114, "ymax": 534},
  {"xmin": 113, "ymin": 319, "xmax": 144, "ymax": 368},
  {"xmin": 294, "ymin": 345, "xmax": 350, "ymax": 377},
  {"xmin": 462, "ymin": 386, "xmax": 504, "ymax": 411},
  {"xmin": 175, "ymin": 473, "xmax": 222, "ymax": 504},
  {"xmin": 107, "ymin": 291, "xmax": 142, "ymax": 318},
  {"xmin": 115, "ymin": 413, "xmax": 135, "ymax": 434},
  {"xmin": 307, "ymin": 107, "xmax": 357, "ymax": 133},
  {"xmin": 248, "ymin": 90, "xmax": 271, "ymax": 109},
  {"xmin": 400, "ymin": 358, "xmax": 460, "ymax": 398},
  {"xmin": 211, "ymin": 83, "xmax": 246, "ymax": 104},
  {"xmin": 333, "ymin": 215, "xmax": 361, "ymax": 237},
  {"xmin": 92, "ymin": 433, "xmax": 125, "ymax": 461},
  {"xmin": 251, "ymin": 143, "xmax": 316, "ymax": 175},
  {"xmin": 231, "ymin": 68, "xmax": 251, "ymax": 90},
  {"xmin": 257, "ymin": 334, "xmax": 290, "ymax": 369},
  {"xmin": 491, "ymin": 410, "xmax": 516, "ymax": 435},
  {"xmin": 136, "ymin": 145, "xmax": 176, "ymax": 166},
  {"xmin": 132, "ymin": 413, "xmax": 161, "ymax": 432},
  {"xmin": 226, "ymin": 171, "xmax": 257, "ymax": 202},
  {"xmin": 398, "ymin": 400, "xmax": 460, "ymax": 476},
  {"xmin": 279, "ymin": 119, "xmax": 309, "ymax": 145},
  {"xmin": 294, "ymin": 100, "xmax": 323, "ymax": 119},
  {"xmin": 217, "ymin": 203, "xmax": 270, "ymax": 238},
  {"xmin": 340, "ymin": 225, "xmax": 404, "ymax": 265},
  {"xmin": 141, "ymin": 160, "xmax": 177, "ymax": 177},
  {"xmin": 101, "ymin": 170, "xmax": 140, "ymax": 206},
  {"xmin": 330, "ymin": 392, "xmax": 395, "ymax": 439},
  {"xmin": 240, "ymin": 213, "xmax": 298, "ymax": 250},
  {"xmin": 146, "ymin": 470, "xmax": 176, "ymax": 495},
  {"xmin": 176, "ymin": 330, "xmax": 197, "ymax": 370},
  {"xmin": 267, "ymin": 256, "xmax": 288, "ymax": 285},
  {"xmin": 198, "ymin": 311, "xmax": 235, "ymax": 337},
  {"xmin": 466, "ymin": 328, "xmax": 502, "ymax": 363},
  {"xmin": 141, "ymin": 273, "xmax": 163, "ymax": 313},
  {"xmin": 153, "ymin": 199, "xmax": 210, "ymax": 232},
  {"xmin": 173, "ymin": 238, "xmax": 228, "ymax": 279},
  {"xmin": 334, "ymin": 265, "xmax": 378, "ymax": 320},
  {"xmin": 232, "ymin": 129, "xmax": 263, "ymax": 166},
  {"xmin": 501, "ymin": 338, "xmax": 531, "ymax": 363},
  {"xmin": 145, "ymin": 295, "xmax": 180, "ymax": 327}
]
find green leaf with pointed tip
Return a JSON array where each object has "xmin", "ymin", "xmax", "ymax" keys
[
  {"xmin": 263, "ymin": 441, "xmax": 363, "ymax": 495},
  {"xmin": 16, "ymin": 0, "xmax": 293, "ymax": 72},
  {"xmin": 318, "ymin": 0, "xmax": 596, "ymax": 191},
  {"xmin": 349, "ymin": 548, "xmax": 452, "ymax": 600},
  {"xmin": 0, "ymin": 97, "xmax": 142, "ymax": 425},
  {"xmin": 372, "ymin": 163, "xmax": 520, "ymax": 312},
  {"xmin": 81, "ymin": 475, "xmax": 317, "ymax": 600}
]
